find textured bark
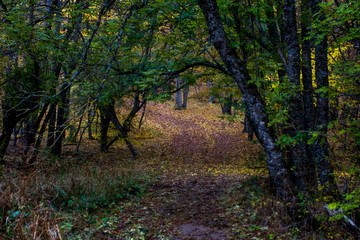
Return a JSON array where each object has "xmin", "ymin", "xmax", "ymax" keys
[
  {"xmin": 284, "ymin": 0, "xmax": 316, "ymax": 191},
  {"xmin": 310, "ymin": 0, "xmax": 337, "ymax": 190},
  {"xmin": 197, "ymin": 0, "xmax": 292, "ymax": 201},
  {"xmin": 301, "ymin": 0, "xmax": 315, "ymax": 131}
]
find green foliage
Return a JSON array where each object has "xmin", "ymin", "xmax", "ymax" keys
[
  {"xmin": 53, "ymin": 175, "xmax": 147, "ymax": 212},
  {"xmin": 328, "ymin": 187, "xmax": 360, "ymax": 221}
]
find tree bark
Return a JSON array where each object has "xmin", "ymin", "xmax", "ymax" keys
[
  {"xmin": 310, "ymin": 0, "xmax": 337, "ymax": 191},
  {"xmin": 301, "ymin": 0, "xmax": 315, "ymax": 131},
  {"xmin": 283, "ymin": 0, "xmax": 316, "ymax": 191},
  {"xmin": 197, "ymin": 0, "xmax": 292, "ymax": 201}
]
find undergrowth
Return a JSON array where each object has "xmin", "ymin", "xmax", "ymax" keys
[{"xmin": 0, "ymin": 155, "xmax": 151, "ymax": 239}]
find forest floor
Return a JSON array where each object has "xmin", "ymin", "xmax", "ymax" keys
[
  {"xmin": 82, "ymin": 99, "xmax": 268, "ymax": 239},
  {"xmin": 1, "ymin": 94, "xmax": 354, "ymax": 239}
]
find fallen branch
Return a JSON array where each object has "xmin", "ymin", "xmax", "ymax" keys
[{"xmin": 325, "ymin": 204, "xmax": 360, "ymax": 238}]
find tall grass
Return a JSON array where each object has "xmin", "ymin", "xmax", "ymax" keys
[{"xmin": 0, "ymin": 155, "xmax": 150, "ymax": 239}]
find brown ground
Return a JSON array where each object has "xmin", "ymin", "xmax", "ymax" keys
[{"xmin": 87, "ymin": 100, "xmax": 264, "ymax": 239}]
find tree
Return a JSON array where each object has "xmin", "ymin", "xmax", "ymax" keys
[{"xmin": 197, "ymin": 0, "xmax": 293, "ymax": 201}]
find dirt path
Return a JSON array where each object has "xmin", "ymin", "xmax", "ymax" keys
[{"xmin": 98, "ymin": 102, "xmax": 264, "ymax": 239}]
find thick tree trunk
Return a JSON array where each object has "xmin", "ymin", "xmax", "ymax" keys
[
  {"xmin": 310, "ymin": 0, "xmax": 337, "ymax": 191},
  {"xmin": 283, "ymin": 0, "xmax": 316, "ymax": 191},
  {"xmin": 301, "ymin": 0, "xmax": 315, "ymax": 131},
  {"xmin": 197, "ymin": 0, "xmax": 292, "ymax": 201}
]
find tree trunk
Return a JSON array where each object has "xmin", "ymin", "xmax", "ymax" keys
[
  {"xmin": 30, "ymin": 104, "xmax": 53, "ymax": 164},
  {"xmin": 0, "ymin": 111, "xmax": 18, "ymax": 164},
  {"xmin": 100, "ymin": 109, "xmax": 111, "ymax": 152},
  {"xmin": 243, "ymin": 108, "xmax": 254, "ymax": 141},
  {"xmin": 100, "ymin": 101, "xmax": 138, "ymax": 158},
  {"xmin": 197, "ymin": 0, "xmax": 292, "ymax": 201},
  {"xmin": 221, "ymin": 94, "xmax": 232, "ymax": 115},
  {"xmin": 301, "ymin": 0, "xmax": 315, "ymax": 131},
  {"xmin": 174, "ymin": 78, "xmax": 182, "ymax": 110},
  {"xmin": 51, "ymin": 83, "xmax": 71, "ymax": 157},
  {"xmin": 283, "ymin": 0, "xmax": 316, "ymax": 191},
  {"xmin": 22, "ymin": 104, "xmax": 48, "ymax": 164},
  {"xmin": 181, "ymin": 85, "xmax": 189, "ymax": 109},
  {"xmin": 310, "ymin": 0, "xmax": 337, "ymax": 191}
]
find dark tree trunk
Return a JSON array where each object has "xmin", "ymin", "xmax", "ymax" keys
[
  {"xmin": 100, "ymin": 101, "xmax": 138, "ymax": 158},
  {"xmin": 100, "ymin": 109, "xmax": 111, "ymax": 152},
  {"xmin": 138, "ymin": 102, "xmax": 147, "ymax": 129},
  {"xmin": 301, "ymin": 0, "xmax": 315, "ymax": 131},
  {"xmin": 0, "ymin": 111, "xmax": 18, "ymax": 164},
  {"xmin": 243, "ymin": 108, "xmax": 254, "ymax": 141},
  {"xmin": 51, "ymin": 83, "xmax": 71, "ymax": 157},
  {"xmin": 30, "ymin": 104, "xmax": 53, "ymax": 164},
  {"xmin": 221, "ymin": 94, "xmax": 232, "ymax": 115},
  {"xmin": 197, "ymin": 0, "xmax": 292, "ymax": 201},
  {"xmin": 22, "ymin": 104, "xmax": 49, "ymax": 164},
  {"xmin": 283, "ymin": 0, "xmax": 316, "ymax": 191},
  {"xmin": 88, "ymin": 107, "xmax": 95, "ymax": 140},
  {"xmin": 310, "ymin": 0, "xmax": 337, "ymax": 191}
]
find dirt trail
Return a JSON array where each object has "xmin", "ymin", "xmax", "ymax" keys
[
  {"xmin": 73, "ymin": 100, "xmax": 352, "ymax": 240},
  {"xmin": 108, "ymin": 101, "xmax": 262, "ymax": 239}
]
